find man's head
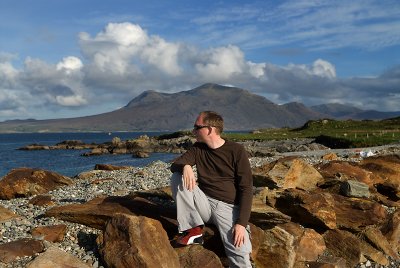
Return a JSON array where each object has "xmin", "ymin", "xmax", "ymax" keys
[
  {"xmin": 193, "ymin": 111, "xmax": 224, "ymax": 143},
  {"xmin": 198, "ymin": 111, "xmax": 224, "ymax": 134}
]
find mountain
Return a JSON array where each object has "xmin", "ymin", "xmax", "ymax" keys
[
  {"xmin": 310, "ymin": 103, "xmax": 400, "ymax": 120},
  {"xmin": 0, "ymin": 83, "xmax": 398, "ymax": 133}
]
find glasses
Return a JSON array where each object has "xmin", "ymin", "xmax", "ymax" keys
[{"xmin": 193, "ymin": 124, "xmax": 210, "ymax": 130}]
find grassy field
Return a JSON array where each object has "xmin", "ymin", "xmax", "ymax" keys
[{"xmin": 223, "ymin": 117, "xmax": 400, "ymax": 148}]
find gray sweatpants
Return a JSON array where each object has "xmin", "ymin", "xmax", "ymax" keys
[{"xmin": 171, "ymin": 172, "xmax": 252, "ymax": 268}]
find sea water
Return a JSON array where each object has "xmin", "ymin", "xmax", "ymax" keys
[{"xmin": 0, "ymin": 132, "xmax": 177, "ymax": 178}]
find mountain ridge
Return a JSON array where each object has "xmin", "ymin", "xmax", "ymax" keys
[{"xmin": 0, "ymin": 83, "xmax": 399, "ymax": 133}]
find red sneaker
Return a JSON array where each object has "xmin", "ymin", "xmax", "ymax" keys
[{"xmin": 177, "ymin": 226, "xmax": 204, "ymax": 245}]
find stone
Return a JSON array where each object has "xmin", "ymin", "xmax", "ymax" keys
[
  {"xmin": 322, "ymin": 153, "xmax": 338, "ymax": 161},
  {"xmin": 363, "ymin": 226, "xmax": 399, "ymax": 260},
  {"xmin": 133, "ymin": 151, "xmax": 150, "ymax": 158},
  {"xmin": 308, "ymin": 255, "xmax": 347, "ymax": 268},
  {"xmin": 323, "ymin": 229, "xmax": 363, "ymax": 268},
  {"xmin": 31, "ymin": 224, "xmax": 67, "ymax": 243},
  {"xmin": 0, "ymin": 205, "xmax": 18, "ymax": 222},
  {"xmin": 29, "ymin": 194, "xmax": 55, "ymax": 206},
  {"xmin": 0, "ymin": 238, "xmax": 44, "ymax": 263},
  {"xmin": 45, "ymin": 195, "xmax": 177, "ymax": 235},
  {"xmin": 381, "ymin": 209, "xmax": 400, "ymax": 252},
  {"xmin": 274, "ymin": 189, "xmax": 387, "ymax": 232},
  {"xmin": 26, "ymin": 246, "xmax": 91, "ymax": 268},
  {"xmin": 252, "ymin": 156, "xmax": 324, "ymax": 190},
  {"xmin": 0, "ymin": 168, "xmax": 74, "ymax": 200},
  {"xmin": 360, "ymin": 155, "xmax": 400, "ymax": 200},
  {"xmin": 99, "ymin": 213, "xmax": 180, "ymax": 268},
  {"xmin": 94, "ymin": 164, "xmax": 131, "ymax": 171},
  {"xmin": 316, "ymin": 161, "xmax": 376, "ymax": 187},
  {"xmin": 175, "ymin": 245, "xmax": 223, "ymax": 268},
  {"xmin": 340, "ymin": 180, "xmax": 370, "ymax": 198},
  {"xmin": 279, "ymin": 222, "xmax": 326, "ymax": 262},
  {"xmin": 254, "ymin": 226, "xmax": 296, "ymax": 268}
]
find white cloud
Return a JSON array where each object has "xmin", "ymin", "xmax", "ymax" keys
[
  {"xmin": 56, "ymin": 56, "xmax": 83, "ymax": 74},
  {"xmin": 0, "ymin": 20, "xmax": 398, "ymax": 121}
]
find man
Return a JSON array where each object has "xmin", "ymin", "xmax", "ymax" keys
[{"xmin": 170, "ymin": 111, "xmax": 253, "ymax": 268}]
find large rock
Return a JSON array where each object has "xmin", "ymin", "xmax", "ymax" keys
[
  {"xmin": 252, "ymin": 156, "xmax": 324, "ymax": 191},
  {"xmin": 381, "ymin": 209, "xmax": 400, "ymax": 252},
  {"xmin": 31, "ymin": 224, "xmax": 67, "ymax": 243},
  {"xmin": 26, "ymin": 246, "xmax": 91, "ymax": 268},
  {"xmin": 45, "ymin": 195, "xmax": 177, "ymax": 235},
  {"xmin": 274, "ymin": 189, "xmax": 387, "ymax": 231},
  {"xmin": 0, "ymin": 168, "xmax": 73, "ymax": 200},
  {"xmin": 0, "ymin": 205, "xmax": 19, "ymax": 222},
  {"xmin": 254, "ymin": 226, "xmax": 296, "ymax": 268},
  {"xmin": 0, "ymin": 238, "xmax": 44, "ymax": 263},
  {"xmin": 360, "ymin": 155, "xmax": 400, "ymax": 200},
  {"xmin": 175, "ymin": 245, "xmax": 224, "ymax": 268},
  {"xmin": 98, "ymin": 213, "xmax": 180, "ymax": 268}
]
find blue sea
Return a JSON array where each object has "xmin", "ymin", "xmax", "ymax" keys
[{"xmin": 0, "ymin": 132, "xmax": 178, "ymax": 178}]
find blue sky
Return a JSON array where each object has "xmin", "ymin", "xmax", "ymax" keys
[{"xmin": 0, "ymin": 0, "xmax": 399, "ymax": 121}]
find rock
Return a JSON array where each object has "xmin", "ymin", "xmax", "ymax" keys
[
  {"xmin": 339, "ymin": 180, "xmax": 370, "ymax": 198},
  {"xmin": 381, "ymin": 209, "xmax": 400, "ymax": 252},
  {"xmin": 323, "ymin": 229, "xmax": 363, "ymax": 268},
  {"xmin": 98, "ymin": 213, "xmax": 180, "ymax": 268},
  {"xmin": 45, "ymin": 195, "xmax": 177, "ymax": 234},
  {"xmin": 94, "ymin": 164, "xmax": 131, "ymax": 171},
  {"xmin": 81, "ymin": 148, "xmax": 110, "ymax": 156},
  {"xmin": 279, "ymin": 222, "xmax": 326, "ymax": 263},
  {"xmin": 28, "ymin": 195, "xmax": 55, "ymax": 207},
  {"xmin": 252, "ymin": 156, "xmax": 324, "ymax": 190},
  {"xmin": 133, "ymin": 151, "xmax": 150, "ymax": 158},
  {"xmin": 0, "ymin": 238, "xmax": 44, "ymax": 263},
  {"xmin": 360, "ymin": 155, "xmax": 400, "ymax": 201},
  {"xmin": 274, "ymin": 189, "xmax": 387, "ymax": 231},
  {"xmin": 26, "ymin": 246, "xmax": 91, "ymax": 268},
  {"xmin": 0, "ymin": 205, "xmax": 19, "ymax": 222},
  {"xmin": 175, "ymin": 245, "xmax": 224, "ymax": 268},
  {"xmin": 308, "ymin": 255, "xmax": 347, "ymax": 268},
  {"xmin": 31, "ymin": 224, "xmax": 67, "ymax": 243},
  {"xmin": 0, "ymin": 168, "xmax": 74, "ymax": 200},
  {"xmin": 316, "ymin": 161, "xmax": 375, "ymax": 187},
  {"xmin": 254, "ymin": 225, "xmax": 296, "ymax": 268},
  {"xmin": 363, "ymin": 226, "xmax": 399, "ymax": 260},
  {"xmin": 17, "ymin": 144, "xmax": 50, "ymax": 150},
  {"xmin": 322, "ymin": 153, "xmax": 338, "ymax": 161}
]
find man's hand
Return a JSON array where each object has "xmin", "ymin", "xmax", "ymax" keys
[
  {"xmin": 182, "ymin": 165, "xmax": 196, "ymax": 191},
  {"xmin": 232, "ymin": 224, "xmax": 246, "ymax": 248}
]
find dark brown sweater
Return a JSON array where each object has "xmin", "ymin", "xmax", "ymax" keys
[{"xmin": 170, "ymin": 140, "xmax": 253, "ymax": 227}]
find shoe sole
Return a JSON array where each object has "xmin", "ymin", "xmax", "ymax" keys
[{"xmin": 178, "ymin": 234, "xmax": 204, "ymax": 245}]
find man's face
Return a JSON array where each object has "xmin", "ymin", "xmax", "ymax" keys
[{"xmin": 193, "ymin": 115, "xmax": 209, "ymax": 142}]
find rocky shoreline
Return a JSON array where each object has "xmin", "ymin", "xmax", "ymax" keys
[{"xmin": 1, "ymin": 140, "xmax": 400, "ymax": 267}]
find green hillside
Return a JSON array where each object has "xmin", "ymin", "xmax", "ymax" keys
[{"xmin": 224, "ymin": 117, "xmax": 400, "ymax": 148}]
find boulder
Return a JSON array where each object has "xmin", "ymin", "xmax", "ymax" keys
[
  {"xmin": 94, "ymin": 164, "xmax": 131, "ymax": 171},
  {"xmin": 274, "ymin": 189, "xmax": 387, "ymax": 231},
  {"xmin": 26, "ymin": 246, "xmax": 91, "ymax": 268},
  {"xmin": 0, "ymin": 168, "xmax": 73, "ymax": 200},
  {"xmin": 29, "ymin": 195, "xmax": 55, "ymax": 207},
  {"xmin": 381, "ymin": 209, "xmax": 400, "ymax": 252},
  {"xmin": 360, "ymin": 155, "xmax": 400, "ymax": 201},
  {"xmin": 252, "ymin": 156, "xmax": 323, "ymax": 191},
  {"xmin": 31, "ymin": 224, "xmax": 67, "ymax": 243},
  {"xmin": 175, "ymin": 245, "xmax": 223, "ymax": 268},
  {"xmin": 0, "ymin": 205, "xmax": 19, "ymax": 222},
  {"xmin": 362, "ymin": 226, "xmax": 399, "ymax": 260},
  {"xmin": 45, "ymin": 195, "xmax": 177, "ymax": 235},
  {"xmin": 339, "ymin": 180, "xmax": 370, "ymax": 198},
  {"xmin": 98, "ymin": 213, "xmax": 180, "ymax": 268},
  {"xmin": 0, "ymin": 238, "xmax": 44, "ymax": 263}
]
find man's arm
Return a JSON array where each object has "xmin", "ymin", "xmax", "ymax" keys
[{"xmin": 170, "ymin": 145, "xmax": 198, "ymax": 191}]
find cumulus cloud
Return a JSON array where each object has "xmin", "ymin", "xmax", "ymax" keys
[{"xmin": 0, "ymin": 22, "xmax": 398, "ymax": 121}]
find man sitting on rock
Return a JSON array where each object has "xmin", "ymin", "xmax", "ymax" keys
[{"xmin": 170, "ymin": 111, "xmax": 253, "ymax": 268}]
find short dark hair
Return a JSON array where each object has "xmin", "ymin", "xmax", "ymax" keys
[{"xmin": 200, "ymin": 111, "xmax": 224, "ymax": 134}]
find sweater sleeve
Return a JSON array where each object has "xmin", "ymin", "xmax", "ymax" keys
[
  {"xmin": 235, "ymin": 146, "xmax": 253, "ymax": 227},
  {"xmin": 170, "ymin": 144, "xmax": 197, "ymax": 173}
]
